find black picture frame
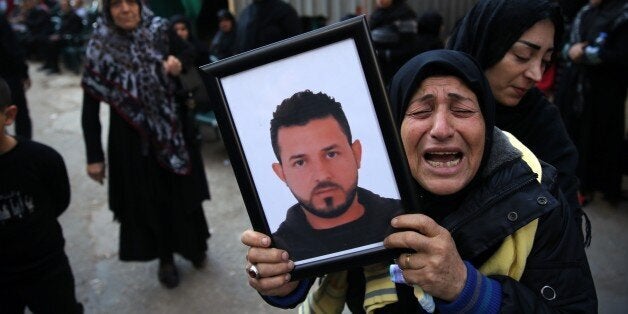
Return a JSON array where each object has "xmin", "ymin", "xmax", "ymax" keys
[{"xmin": 201, "ymin": 16, "xmax": 420, "ymax": 280}]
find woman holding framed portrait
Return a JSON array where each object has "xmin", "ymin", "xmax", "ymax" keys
[{"xmin": 242, "ymin": 49, "xmax": 596, "ymax": 313}]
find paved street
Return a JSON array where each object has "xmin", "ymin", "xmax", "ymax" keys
[{"xmin": 13, "ymin": 64, "xmax": 628, "ymax": 313}]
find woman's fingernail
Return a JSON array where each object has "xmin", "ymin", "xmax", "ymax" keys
[
  {"xmin": 391, "ymin": 217, "xmax": 398, "ymax": 226},
  {"xmin": 261, "ymin": 237, "xmax": 269, "ymax": 246},
  {"xmin": 282, "ymin": 251, "xmax": 289, "ymax": 261},
  {"xmin": 285, "ymin": 274, "xmax": 291, "ymax": 282}
]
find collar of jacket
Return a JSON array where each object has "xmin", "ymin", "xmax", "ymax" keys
[{"xmin": 440, "ymin": 129, "xmax": 559, "ymax": 261}]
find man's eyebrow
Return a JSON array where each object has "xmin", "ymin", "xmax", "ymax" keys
[
  {"xmin": 286, "ymin": 144, "xmax": 339, "ymax": 161},
  {"xmin": 516, "ymin": 40, "xmax": 554, "ymax": 52},
  {"xmin": 288, "ymin": 153, "xmax": 305, "ymax": 161}
]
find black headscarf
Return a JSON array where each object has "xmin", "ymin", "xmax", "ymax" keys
[
  {"xmin": 390, "ymin": 50, "xmax": 495, "ymax": 155},
  {"xmin": 446, "ymin": 0, "xmax": 587, "ymax": 244},
  {"xmin": 217, "ymin": 9, "xmax": 235, "ymax": 23},
  {"xmin": 444, "ymin": 0, "xmax": 568, "ymax": 169},
  {"xmin": 389, "ymin": 50, "xmax": 496, "ymax": 221},
  {"xmin": 444, "ymin": 0, "xmax": 571, "ymax": 169},
  {"xmin": 170, "ymin": 14, "xmax": 193, "ymax": 35},
  {"xmin": 446, "ymin": 0, "xmax": 563, "ymax": 70}
]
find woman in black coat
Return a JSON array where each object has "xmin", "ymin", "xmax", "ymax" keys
[
  {"xmin": 557, "ymin": 0, "xmax": 628, "ymax": 203},
  {"xmin": 241, "ymin": 50, "xmax": 597, "ymax": 313},
  {"xmin": 170, "ymin": 14, "xmax": 210, "ymax": 67},
  {"xmin": 81, "ymin": 0, "xmax": 210, "ymax": 289},
  {"xmin": 446, "ymin": 0, "xmax": 590, "ymax": 245},
  {"xmin": 209, "ymin": 9, "xmax": 236, "ymax": 62}
]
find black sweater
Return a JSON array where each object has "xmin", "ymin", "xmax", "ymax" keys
[
  {"xmin": 0, "ymin": 139, "xmax": 70, "ymax": 283},
  {"xmin": 272, "ymin": 187, "xmax": 401, "ymax": 262}
]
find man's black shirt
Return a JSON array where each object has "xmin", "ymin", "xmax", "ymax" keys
[{"xmin": 272, "ymin": 187, "xmax": 401, "ymax": 261}]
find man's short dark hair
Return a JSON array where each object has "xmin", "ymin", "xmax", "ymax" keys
[
  {"xmin": 0, "ymin": 78, "xmax": 11, "ymax": 110},
  {"xmin": 270, "ymin": 90, "xmax": 352, "ymax": 163}
]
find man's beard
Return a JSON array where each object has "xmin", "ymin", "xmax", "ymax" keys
[{"xmin": 296, "ymin": 181, "xmax": 358, "ymax": 219}]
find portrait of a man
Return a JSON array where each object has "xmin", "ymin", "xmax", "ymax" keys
[{"xmin": 269, "ymin": 90, "xmax": 402, "ymax": 262}]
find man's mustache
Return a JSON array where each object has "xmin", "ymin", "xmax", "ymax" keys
[{"xmin": 312, "ymin": 181, "xmax": 342, "ymax": 193}]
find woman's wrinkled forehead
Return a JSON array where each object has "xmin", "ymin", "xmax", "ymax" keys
[
  {"xmin": 408, "ymin": 65, "xmax": 486, "ymax": 114},
  {"xmin": 409, "ymin": 76, "xmax": 479, "ymax": 110},
  {"xmin": 417, "ymin": 75, "xmax": 471, "ymax": 91}
]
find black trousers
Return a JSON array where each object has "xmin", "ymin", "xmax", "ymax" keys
[
  {"xmin": 43, "ymin": 39, "xmax": 62, "ymax": 71},
  {"xmin": 0, "ymin": 254, "xmax": 83, "ymax": 314}
]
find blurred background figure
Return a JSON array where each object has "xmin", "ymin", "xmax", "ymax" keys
[
  {"xmin": 339, "ymin": 5, "xmax": 364, "ymax": 22},
  {"xmin": 209, "ymin": 8, "xmax": 235, "ymax": 62},
  {"xmin": 415, "ymin": 10, "xmax": 444, "ymax": 53},
  {"xmin": 144, "ymin": 0, "xmax": 226, "ymax": 41},
  {"xmin": 369, "ymin": 0, "xmax": 420, "ymax": 86},
  {"xmin": 233, "ymin": 0, "xmax": 302, "ymax": 54},
  {"xmin": 0, "ymin": 13, "xmax": 32, "ymax": 139},
  {"xmin": 81, "ymin": 0, "xmax": 211, "ymax": 290},
  {"xmin": 72, "ymin": 0, "xmax": 87, "ymax": 19},
  {"xmin": 41, "ymin": 0, "xmax": 83, "ymax": 74},
  {"xmin": 556, "ymin": 0, "xmax": 628, "ymax": 204},
  {"xmin": 537, "ymin": 0, "xmax": 589, "ymax": 100},
  {"xmin": 194, "ymin": 0, "xmax": 228, "ymax": 44},
  {"xmin": 0, "ymin": 0, "xmax": 12, "ymax": 16},
  {"xmin": 13, "ymin": 0, "xmax": 53, "ymax": 62},
  {"xmin": 170, "ymin": 14, "xmax": 213, "ymax": 122},
  {"xmin": 170, "ymin": 14, "xmax": 209, "ymax": 67}
]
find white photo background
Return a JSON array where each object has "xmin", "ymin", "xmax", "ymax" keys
[{"xmin": 221, "ymin": 39, "xmax": 400, "ymax": 233}]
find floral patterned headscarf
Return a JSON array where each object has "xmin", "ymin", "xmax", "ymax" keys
[{"xmin": 81, "ymin": 3, "xmax": 190, "ymax": 175}]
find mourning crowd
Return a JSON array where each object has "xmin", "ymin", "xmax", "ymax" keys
[{"xmin": 0, "ymin": 0, "xmax": 626, "ymax": 313}]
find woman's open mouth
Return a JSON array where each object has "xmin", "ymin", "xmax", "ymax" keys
[{"xmin": 424, "ymin": 152, "xmax": 463, "ymax": 167}]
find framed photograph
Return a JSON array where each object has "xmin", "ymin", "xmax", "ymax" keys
[{"xmin": 202, "ymin": 16, "xmax": 420, "ymax": 280}]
